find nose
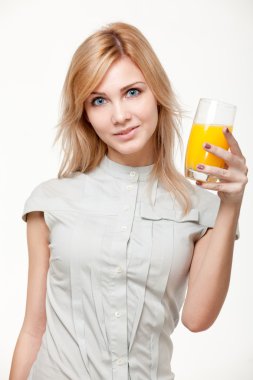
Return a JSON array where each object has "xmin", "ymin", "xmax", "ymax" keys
[{"xmin": 111, "ymin": 102, "xmax": 132, "ymax": 124}]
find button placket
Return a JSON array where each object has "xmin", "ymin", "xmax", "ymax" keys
[
  {"xmin": 114, "ymin": 311, "xmax": 121, "ymax": 318},
  {"xmin": 96, "ymin": 156, "xmax": 156, "ymax": 378},
  {"xmin": 108, "ymin": 174, "xmax": 140, "ymax": 375},
  {"xmin": 123, "ymin": 171, "xmax": 138, "ymax": 222},
  {"xmin": 117, "ymin": 357, "xmax": 126, "ymax": 365},
  {"xmin": 111, "ymin": 265, "xmax": 124, "ymax": 279},
  {"xmin": 129, "ymin": 170, "xmax": 137, "ymax": 178}
]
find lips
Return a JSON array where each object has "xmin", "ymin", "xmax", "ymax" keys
[{"xmin": 115, "ymin": 126, "xmax": 139, "ymax": 135}]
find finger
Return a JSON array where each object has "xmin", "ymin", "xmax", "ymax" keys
[
  {"xmin": 223, "ymin": 127, "xmax": 243, "ymax": 156},
  {"xmin": 196, "ymin": 164, "xmax": 231, "ymax": 181},
  {"xmin": 195, "ymin": 180, "xmax": 242, "ymax": 193},
  {"xmin": 196, "ymin": 163, "xmax": 246, "ymax": 182},
  {"xmin": 203, "ymin": 142, "xmax": 245, "ymax": 169},
  {"xmin": 203, "ymin": 142, "xmax": 233, "ymax": 165}
]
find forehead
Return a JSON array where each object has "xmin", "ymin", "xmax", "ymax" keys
[{"xmin": 94, "ymin": 56, "xmax": 145, "ymax": 91}]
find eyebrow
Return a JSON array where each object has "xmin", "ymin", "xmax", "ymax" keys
[{"xmin": 90, "ymin": 81, "xmax": 146, "ymax": 96}]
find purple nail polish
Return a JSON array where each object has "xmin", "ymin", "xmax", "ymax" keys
[
  {"xmin": 226, "ymin": 127, "xmax": 230, "ymax": 133},
  {"xmin": 197, "ymin": 164, "xmax": 205, "ymax": 170},
  {"xmin": 204, "ymin": 143, "xmax": 211, "ymax": 149}
]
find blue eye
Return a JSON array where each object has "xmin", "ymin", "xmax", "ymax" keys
[
  {"xmin": 91, "ymin": 97, "xmax": 106, "ymax": 106},
  {"xmin": 127, "ymin": 88, "xmax": 140, "ymax": 97},
  {"xmin": 90, "ymin": 88, "xmax": 141, "ymax": 107}
]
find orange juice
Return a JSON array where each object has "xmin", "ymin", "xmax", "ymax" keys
[{"xmin": 185, "ymin": 124, "xmax": 233, "ymax": 180}]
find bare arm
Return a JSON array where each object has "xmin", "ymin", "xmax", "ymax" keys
[
  {"xmin": 181, "ymin": 127, "xmax": 248, "ymax": 332},
  {"xmin": 181, "ymin": 201, "xmax": 241, "ymax": 331},
  {"xmin": 9, "ymin": 211, "xmax": 50, "ymax": 380}
]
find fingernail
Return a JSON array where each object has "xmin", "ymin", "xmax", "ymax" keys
[
  {"xmin": 196, "ymin": 181, "xmax": 202, "ymax": 186},
  {"xmin": 226, "ymin": 127, "xmax": 230, "ymax": 133},
  {"xmin": 197, "ymin": 164, "xmax": 205, "ymax": 170},
  {"xmin": 204, "ymin": 143, "xmax": 211, "ymax": 149}
]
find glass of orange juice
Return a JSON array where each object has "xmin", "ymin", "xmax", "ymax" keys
[{"xmin": 184, "ymin": 98, "xmax": 236, "ymax": 182}]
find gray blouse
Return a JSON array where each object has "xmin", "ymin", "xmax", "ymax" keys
[{"xmin": 22, "ymin": 154, "xmax": 239, "ymax": 380}]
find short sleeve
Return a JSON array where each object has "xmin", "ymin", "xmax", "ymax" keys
[
  {"xmin": 192, "ymin": 185, "xmax": 240, "ymax": 241},
  {"xmin": 21, "ymin": 181, "xmax": 51, "ymax": 227}
]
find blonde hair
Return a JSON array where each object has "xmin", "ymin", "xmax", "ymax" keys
[{"xmin": 53, "ymin": 22, "xmax": 193, "ymax": 214}]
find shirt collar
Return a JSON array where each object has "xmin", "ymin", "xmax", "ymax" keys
[{"xmin": 99, "ymin": 154, "xmax": 154, "ymax": 181}]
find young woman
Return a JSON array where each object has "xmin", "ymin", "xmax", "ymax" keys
[{"xmin": 10, "ymin": 22, "xmax": 248, "ymax": 380}]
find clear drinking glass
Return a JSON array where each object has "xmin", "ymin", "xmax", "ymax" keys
[{"xmin": 184, "ymin": 98, "xmax": 236, "ymax": 182}]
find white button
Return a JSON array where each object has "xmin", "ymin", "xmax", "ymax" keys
[
  {"xmin": 126, "ymin": 184, "xmax": 133, "ymax": 190},
  {"xmin": 115, "ymin": 311, "xmax": 121, "ymax": 318},
  {"xmin": 121, "ymin": 225, "xmax": 127, "ymax": 231},
  {"xmin": 130, "ymin": 171, "xmax": 136, "ymax": 177},
  {"xmin": 115, "ymin": 266, "xmax": 122, "ymax": 273},
  {"xmin": 117, "ymin": 357, "xmax": 125, "ymax": 365}
]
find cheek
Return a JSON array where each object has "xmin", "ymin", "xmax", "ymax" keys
[
  {"xmin": 137, "ymin": 95, "xmax": 158, "ymax": 126},
  {"xmin": 144, "ymin": 102, "xmax": 158, "ymax": 130},
  {"xmin": 87, "ymin": 112, "xmax": 109, "ymax": 134},
  {"xmin": 149, "ymin": 106, "xmax": 159, "ymax": 128}
]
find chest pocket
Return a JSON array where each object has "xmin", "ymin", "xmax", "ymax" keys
[
  {"xmin": 126, "ymin": 202, "xmax": 200, "ymax": 352},
  {"xmin": 138, "ymin": 201, "xmax": 200, "ymax": 281},
  {"xmin": 139, "ymin": 202, "xmax": 199, "ymax": 223}
]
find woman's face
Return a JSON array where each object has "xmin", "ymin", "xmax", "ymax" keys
[{"xmin": 84, "ymin": 56, "xmax": 158, "ymax": 166}]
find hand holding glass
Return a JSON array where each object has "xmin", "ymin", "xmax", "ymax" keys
[{"xmin": 185, "ymin": 98, "xmax": 236, "ymax": 182}]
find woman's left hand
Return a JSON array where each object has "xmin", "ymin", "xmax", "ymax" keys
[{"xmin": 195, "ymin": 127, "xmax": 248, "ymax": 205}]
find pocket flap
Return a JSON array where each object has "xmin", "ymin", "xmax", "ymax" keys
[{"xmin": 140, "ymin": 202, "xmax": 199, "ymax": 222}]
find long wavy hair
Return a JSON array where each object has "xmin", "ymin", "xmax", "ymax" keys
[{"xmin": 53, "ymin": 22, "xmax": 193, "ymax": 214}]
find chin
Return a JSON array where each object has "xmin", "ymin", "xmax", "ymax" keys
[{"xmin": 109, "ymin": 144, "xmax": 144, "ymax": 156}]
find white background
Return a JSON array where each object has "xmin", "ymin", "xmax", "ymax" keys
[{"xmin": 1, "ymin": 0, "xmax": 252, "ymax": 379}]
